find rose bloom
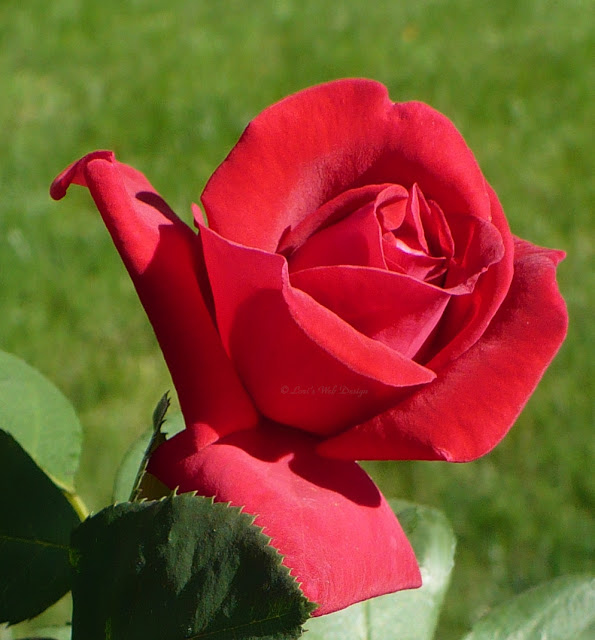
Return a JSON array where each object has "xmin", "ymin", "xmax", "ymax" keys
[{"xmin": 51, "ymin": 79, "xmax": 567, "ymax": 615}]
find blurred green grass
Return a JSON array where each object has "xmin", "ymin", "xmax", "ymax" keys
[{"xmin": 0, "ymin": 1, "xmax": 592, "ymax": 638}]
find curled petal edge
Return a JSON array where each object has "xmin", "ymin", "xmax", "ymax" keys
[{"xmin": 51, "ymin": 152, "xmax": 258, "ymax": 437}]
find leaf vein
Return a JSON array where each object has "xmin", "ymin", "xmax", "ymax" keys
[{"xmin": 0, "ymin": 533, "xmax": 70, "ymax": 551}]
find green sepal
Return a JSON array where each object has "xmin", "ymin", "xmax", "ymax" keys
[
  {"xmin": 0, "ymin": 430, "xmax": 81, "ymax": 625},
  {"xmin": 127, "ymin": 392, "xmax": 171, "ymax": 501},
  {"xmin": 70, "ymin": 493, "xmax": 317, "ymax": 640},
  {"xmin": 113, "ymin": 401, "xmax": 185, "ymax": 503}
]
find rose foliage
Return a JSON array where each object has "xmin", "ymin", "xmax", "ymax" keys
[{"xmin": 51, "ymin": 79, "xmax": 567, "ymax": 616}]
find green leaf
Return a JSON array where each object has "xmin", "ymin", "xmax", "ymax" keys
[
  {"xmin": 0, "ymin": 351, "xmax": 82, "ymax": 492},
  {"xmin": 112, "ymin": 409, "xmax": 185, "ymax": 503},
  {"xmin": 303, "ymin": 501, "xmax": 455, "ymax": 640},
  {"xmin": 462, "ymin": 574, "xmax": 595, "ymax": 640},
  {"xmin": 0, "ymin": 430, "xmax": 81, "ymax": 625},
  {"xmin": 70, "ymin": 494, "xmax": 316, "ymax": 640}
]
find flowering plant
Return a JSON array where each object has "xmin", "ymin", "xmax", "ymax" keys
[{"xmin": 1, "ymin": 80, "xmax": 585, "ymax": 640}]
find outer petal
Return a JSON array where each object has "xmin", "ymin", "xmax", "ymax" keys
[
  {"xmin": 51, "ymin": 152, "xmax": 258, "ymax": 437},
  {"xmin": 317, "ymin": 238, "xmax": 568, "ymax": 461},
  {"xmin": 147, "ymin": 422, "xmax": 421, "ymax": 615},
  {"xmin": 201, "ymin": 79, "xmax": 492, "ymax": 252},
  {"xmin": 200, "ymin": 224, "xmax": 435, "ymax": 434}
]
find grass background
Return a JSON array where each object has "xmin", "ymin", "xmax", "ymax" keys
[{"xmin": 1, "ymin": 0, "xmax": 593, "ymax": 637}]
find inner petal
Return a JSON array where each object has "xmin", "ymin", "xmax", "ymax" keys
[
  {"xmin": 288, "ymin": 202, "xmax": 387, "ymax": 273},
  {"xmin": 277, "ymin": 183, "xmax": 393, "ymax": 256},
  {"xmin": 371, "ymin": 184, "xmax": 409, "ymax": 231},
  {"xmin": 382, "ymin": 237, "xmax": 448, "ymax": 283},
  {"xmin": 420, "ymin": 199, "xmax": 454, "ymax": 259},
  {"xmin": 377, "ymin": 184, "xmax": 430, "ymax": 255},
  {"xmin": 444, "ymin": 212, "xmax": 505, "ymax": 291},
  {"xmin": 291, "ymin": 265, "xmax": 451, "ymax": 360}
]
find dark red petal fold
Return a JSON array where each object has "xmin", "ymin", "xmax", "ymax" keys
[
  {"xmin": 200, "ymin": 224, "xmax": 435, "ymax": 434},
  {"xmin": 317, "ymin": 238, "xmax": 568, "ymax": 461},
  {"xmin": 51, "ymin": 152, "xmax": 258, "ymax": 437},
  {"xmin": 201, "ymin": 79, "xmax": 492, "ymax": 252},
  {"xmin": 148, "ymin": 422, "xmax": 421, "ymax": 615}
]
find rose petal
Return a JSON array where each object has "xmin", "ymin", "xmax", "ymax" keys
[
  {"xmin": 287, "ymin": 201, "xmax": 387, "ymax": 272},
  {"xmin": 51, "ymin": 152, "xmax": 258, "ymax": 437},
  {"xmin": 291, "ymin": 265, "xmax": 450, "ymax": 359},
  {"xmin": 148, "ymin": 422, "xmax": 421, "ymax": 615},
  {"xmin": 423, "ymin": 199, "xmax": 455, "ymax": 259},
  {"xmin": 200, "ymin": 225, "xmax": 435, "ymax": 435},
  {"xmin": 201, "ymin": 79, "xmax": 492, "ymax": 252},
  {"xmin": 442, "ymin": 212, "xmax": 505, "ymax": 291},
  {"xmin": 423, "ymin": 185, "xmax": 514, "ymax": 367},
  {"xmin": 378, "ymin": 185, "xmax": 451, "ymax": 281},
  {"xmin": 278, "ymin": 183, "xmax": 395, "ymax": 256},
  {"xmin": 317, "ymin": 238, "xmax": 568, "ymax": 461},
  {"xmin": 380, "ymin": 184, "xmax": 429, "ymax": 254},
  {"xmin": 382, "ymin": 237, "xmax": 448, "ymax": 282}
]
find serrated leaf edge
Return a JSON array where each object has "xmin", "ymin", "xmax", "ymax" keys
[
  {"xmin": 89, "ymin": 491, "xmax": 319, "ymax": 624},
  {"xmin": 73, "ymin": 493, "xmax": 318, "ymax": 639},
  {"xmin": 183, "ymin": 494, "xmax": 318, "ymax": 614},
  {"xmin": 112, "ymin": 493, "xmax": 319, "ymax": 612}
]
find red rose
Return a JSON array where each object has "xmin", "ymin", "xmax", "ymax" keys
[{"xmin": 51, "ymin": 79, "xmax": 567, "ymax": 615}]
